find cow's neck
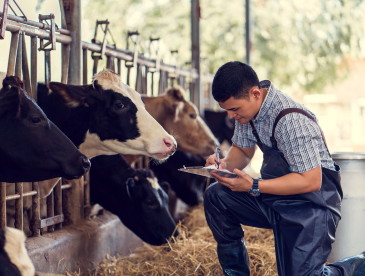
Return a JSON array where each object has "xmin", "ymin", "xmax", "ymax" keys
[
  {"xmin": 143, "ymin": 96, "xmax": 167, "ymax": 126},
  {"xmin": 37, "ymin": 84, "xmax": 91, "ymax": 149}
]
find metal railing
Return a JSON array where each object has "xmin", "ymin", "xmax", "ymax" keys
[{"xmin": 0, "ymin": 7, "xmax": 215, "ymax": 236}]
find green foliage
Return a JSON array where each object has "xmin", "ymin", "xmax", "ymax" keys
[{"xmin": 83, "ymin": 0, "xmax": 365, "ymax": 93}]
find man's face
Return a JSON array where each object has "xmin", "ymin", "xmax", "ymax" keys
[{"xmin": 219, "ymin": 90, "xmax": 262, "ymax": 124}]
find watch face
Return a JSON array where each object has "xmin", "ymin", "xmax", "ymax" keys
[{"xmin": 249, "ymin": 189, "xmax": 260, "ymax": 197}]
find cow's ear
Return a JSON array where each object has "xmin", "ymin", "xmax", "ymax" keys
[
  {"xmin": 126, "ymin": 177, "xmax": 144, "ymax": 200},
  {"xmin": 159, "ymin": 181, "xmax": 170, "ymax": 194},
  {"xmin": 166, "ymin": 87, "xmax": 186, "ymax": 102},
  {"xmin": 2, "ymin": 76, "xmax": 24, "ymax": 91},
  {"xmin": 48, "ymin": 82, "xmax": 89, "ymax": 108},
  {"xmin": 0, "ymin": 86, "xmax": 21, "ymax": 118}
]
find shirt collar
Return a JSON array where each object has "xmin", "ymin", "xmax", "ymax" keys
[{"xmin": 254, "ymin": 80, "xmax": 276, "ymax": 121}]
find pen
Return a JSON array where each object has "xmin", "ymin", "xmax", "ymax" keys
[{"xmin": 216, "ymin": 147, "xmax": 220, "ymax": 169}]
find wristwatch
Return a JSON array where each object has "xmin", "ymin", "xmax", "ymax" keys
[{"xmin": 249, "ymin": 178, "xmax": 260, "ymax": 197}]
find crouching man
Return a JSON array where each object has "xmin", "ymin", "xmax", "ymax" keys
[{"xmin": 204, "ymin": 61, "xmax": 365, "ymax": 276}]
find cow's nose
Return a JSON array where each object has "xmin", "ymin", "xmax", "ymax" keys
[
  {"xmin": 80, "ymin": 156, "xmax": 91, "ymax": 172},
  {"xmin": 163, "ymin": 138, "xmax": 174, "ymax": 149}
]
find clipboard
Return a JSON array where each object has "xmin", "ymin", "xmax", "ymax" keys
[{"xmin": 178, "ymin": 165, "xmax": 238, "ymax": 178}]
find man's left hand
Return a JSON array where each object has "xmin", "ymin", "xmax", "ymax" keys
[{"xmin": 210, "ymin": 169, "xmax": 254, "ymax": 192}]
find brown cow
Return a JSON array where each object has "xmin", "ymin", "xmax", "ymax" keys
[{"xmin": 124, "ymin": 87, "xmax": 218, "ymax": 165}]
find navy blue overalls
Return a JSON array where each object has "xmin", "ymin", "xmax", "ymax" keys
[{"xmin": 204, "ymin": 108, "xmax": 364, "ymax": 276}]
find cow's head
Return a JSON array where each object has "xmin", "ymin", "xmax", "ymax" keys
[
  {"xmin": 0, "ymin": 227, "xmax": 35, "ymax": 276},
  {"xmin": 0, "ymin": 76, "xmax": 90, "ymax": 182},
  {"xmin": 144, "ymin": 87, "xmax": 218, "ymax": 158},
  {"xmin": 48, "ymin": 69, "xmax": 176, "ymax": 160}
]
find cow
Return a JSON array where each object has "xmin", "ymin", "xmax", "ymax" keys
[
  {"xmin": 90, "ymin": 154, "xmax": 178, "ymax": 246},
  {"xmin": 204, "ymin": 109, "xmax": 235, "ymax": 145},
  {"xmin": 0, "ymin": 76, "xmax": 90, "ymax": 182},
  {"xmin": 124, "ymin": 87, "xmax": 218, "ymax": 165},
  {"xmin": 150, "ymin": 150, "xmax": 208, "ymax": 206},
  {"xmin": 0, "ymin": 227, "xmax": 35, "ymax": 276}
]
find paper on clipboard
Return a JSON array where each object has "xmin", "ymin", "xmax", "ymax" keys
[{"xmin": 178, "ymin": 165, "xmax": 238, "ymax": 178}]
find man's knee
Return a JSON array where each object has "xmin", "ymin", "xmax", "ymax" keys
[{"xmin": 204, "ymin": 182, "xmax": 229, "ymax": 208}]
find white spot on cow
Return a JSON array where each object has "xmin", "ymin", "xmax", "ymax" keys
[
  {"xmin": 4, "ymin": 227, "xmax": 35, "ymax": 276},
  {"xmin": 147, "ymin": 177, "xmax": 160, "ymax": 190}
]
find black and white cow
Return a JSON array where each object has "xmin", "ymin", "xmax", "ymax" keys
[
  {"xmin": 0, "ymin": 76, "xmax": 90, "ymax": 182},
  {"xmin": 0, "ymin": 227, "xmax": 35, "ymax": 276},
  {"xmin": 151, "ymin": 151, "xmax": 208, "ymax": 207},
  {"xmin": 90, "ymin": 154, "xmax": 178, "ymax": 246}
]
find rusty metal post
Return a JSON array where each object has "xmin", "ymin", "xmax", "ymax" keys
[
  {"xmin": 92, "ymin": 55, "xmax": 101, "ymax": 76},
  {"xmin": 64, "ymin": 0, "xmax": 82, "ymax": 85},
  {"xmin": 136, "ymin": 64, "xmax": 142, "ymax": 93},
  {"xmin": 46, "ymin": 190, "xmax": 54, "ymax": 232},
  {"xmin": 106, "ymin": 55, "xmax": 115, "ymax": 71},
  {"xmin": 22, "ymin": 32, "xmax": 32, "ymax": 95},
  {"xmin": 62, "ymin": 177, "xmax": 84, "ymax": 225},
  {"xmin": 126, "ymin": 64, "xmax": 131, "ymax": 85},
  {"xmin": 44, "ymin": 50, "xmax": 51, "ymax": 83},
  {"xmin": 0, "ymin": 0, "xmax": 9, "ymax": 39},
  {"xmin": 15, "ymin": 31, "xmax": 22, "ymax": 78},
  {"xmin": 31, "ymin": 36, "xmax": 37, "ymax": 101},
  {"xmin": 14, "ymin": 182, "xmax": 23, "ymax": 230},
  {"xmin": 54, "ymin": 179, "xmax": 62, "ymax": 230},
  {"xmin": 84, "ymin": 172, "xmax": 90, "ymax": 220},
  {"xmin": 117, "ymin": 58, "xmax": 121, "ymax": 76},
  {"xmin": 0, "ymin": 182, "xmax": 6, "ymax": 229},
  {"xmin": 82, "ymin": 48, "xmax": 87, "ymax": 84},
  {"xmin": 7, "ymin": 31, "xmax": 20, "ymax": 75},
  {"xmin": 191, "ymin": 0, "xmax": 201, "ymax": 110},
  {"xmin": 61, "ymin": 44, "xmax": 70, "ymax": 84},
  {"xmin": 143, "ymin": 66, "xmax": 148, "ymax": 95},
  {"xmin": 31, "ymin": 182, "xmax": 40, "ymax": 237}
]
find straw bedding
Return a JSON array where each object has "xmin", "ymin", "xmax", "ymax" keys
[{"xmin": 79, "ymin": 204, "xmax": 277, "ymax": 276}]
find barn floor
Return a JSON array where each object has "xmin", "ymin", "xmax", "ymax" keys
[{"xmin": 80, "ymin": 204, "xmax": 277, "ymax": 276}]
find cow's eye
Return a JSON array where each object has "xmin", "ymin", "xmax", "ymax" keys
[
  {"xmin": 189, "ymin": 113, "xmax": 197, "ymax": 119},
  {"xmin": 30, "ymin": 117, "xmax": 41, "ymax": 124},
  {"xmin": 114, "ymin": 101, "xmax": 124, "ymax": 110}
]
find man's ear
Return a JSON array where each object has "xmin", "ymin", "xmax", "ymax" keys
[
  {"xmin": 48, "ymin": 82, "xmax": 91, "ymax": 108},
  {"xmin": 0, "ymin": 86, "xmax": 21, "ymax": 118}
]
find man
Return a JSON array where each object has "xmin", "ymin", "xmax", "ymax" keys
[{"xmin": 205, "ymin": 61, "xmax": 365, "ymax": 276}]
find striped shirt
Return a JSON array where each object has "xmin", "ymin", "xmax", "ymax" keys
[{"xmin": 232, "ymin": 80, "xmax": 336, "ymax": 173}]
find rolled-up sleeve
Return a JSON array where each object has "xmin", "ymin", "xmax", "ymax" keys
[
  {"xmin": 231, "ymin": 121, "xmax": 256, "ymax": 148},
  {"xmin": 275, "ymin": 113, "xmax": 322, "ymax": 173}
]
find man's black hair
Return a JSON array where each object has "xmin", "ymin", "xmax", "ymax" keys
[{"xmin": 212, "ymin": 61, "xmax": 261, "ymax": 102}]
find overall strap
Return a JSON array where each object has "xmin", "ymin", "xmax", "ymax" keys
[
  {"xmin": 271, "ymin": 108, "xmax": 330, "ymax": 154},
  {"xmin": 249, "ymin": 121, "xmax": 264, "ymax": 151}
]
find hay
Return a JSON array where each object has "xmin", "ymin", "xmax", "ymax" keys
[{"xmin": 85, "ymin": 204, "xmax": 277, "ymax": 276}]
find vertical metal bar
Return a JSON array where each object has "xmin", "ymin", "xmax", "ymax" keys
[
  {"xmin": 143, "ymin": 66, "xmax": 148, "ymax": 95},
  {"xmin": 82, "ymin": 48, "xmax": 88, "ymax": 85},
  {"xmin": 31, "ymin": 182, "xmax": 40, "ymax": 237},
  {"xmin": 137, "ymin": 158, "xmax": 143, "ymax": 169},
  {"xmin": 22, "ymin": 33, "xmax": 32, "ymax": 96},
  {"xmin": 62, "ymin": 178, "xmax": 72, "ymax": 225},
  {"xmin": 92, "ymin": 55, "xmax": 100, "ymax": 76},
  {"xmin": 44, "ymin": 50, "xmax": 51, "ymax": 83},
  {"xmin": 245, "ymin": 0, "xmax": 250, "ymax": 64},
  {"xmin": 14, "ymin": 182, "xmax": 23, "ymax": 230},
  {"xmin": 0, "ymin": 182, "xmax": 6, "ymax": 229},
  {"xmin": 15, "ymin": 31, "xmax": 22, "ymax": 78},
  {"xmin": 62, "ymin": 177, "xmax": 84, "ymax": 225},
  {"xmin": 191, "ymin": 0, "xmax": 201, "ymax": 110},
  {"xmin": 135, "ymin": 65, "xmax": 142, "ymax": 93},
  {"xmin": 65, "ymin": 0, "xmax": 82, "ymax": 85},
  {"xmin": 126, "ymin": 65, "xmax": 131, "ymax": 86},
  {"xmin": 106, "ymin": 55, "xmax": 115, "ymax": 71},
  {"xmin": 151, "ymin": 72, "xmax": 154, "ymax": 95},
  {"xmin": 84, "ymin": 172, "xmax": 90, "ymax": 220},
  {"xmin": 117, "ymin": 58, "xmax": 121, "ymax": 76},
  {"xmin": 0, "ymin": 0, "xmax": 9, "ymax": 39},
  {"xmin": 54, "ymin": 179, "xmax": 62, "ymax": 230},
  {"xmin": 144, "ymin": 156, "xmax": 150, "ymax": 169},
  {"xmin": 31, "ymin": 37, "xmax": 37, "ymax": 101},
  {"xmin": 61, "ymin": 44, "xmax": 70, "ymax": 84},
  {"xmin": 7, "ymin": 31, "xmax": 20, "ymax": 76},
  {"xmin": 46, "ymin": 190, "xmax": 54, "ymax": 232}
]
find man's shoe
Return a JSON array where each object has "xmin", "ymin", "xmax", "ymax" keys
[
  {"xmin": 217, "ymin": 239, "xmax": 250, "ymax": 276},
  {"xmin": 328, "ymin": 251, "xmax": 365, "ymax": 276}
]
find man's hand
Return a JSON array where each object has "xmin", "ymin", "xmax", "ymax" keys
[
  {"xmin": 205, "ymin": 155, "xmax": 227, "ymax": 169},
  {"xmin": 210, "ymin": 169, "xmax": 254, "ymax": 192}
]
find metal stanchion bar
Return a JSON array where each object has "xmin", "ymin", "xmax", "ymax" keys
[
  {"xmin": 84, "ymin": 172, "xmax": 90, "ymax": 220},
  {"xmin": 0, "ymin": 182, "xmax": 6, "ymax": 229},
  {"xmin": 61, "ymin": 44, "xmax": 70, "ymax": 84},
  {"xmin": 117, "ymin": 58, "xmax": 121, "ymax": 76},
  {"xmin": 22, "ymin": 32, "xmax": 32, "ymax": 95},
  {"xmin": 14, "ymin": 182, "xmax": 23, "ymax": 230},
  {"xmin": 7, "ymin": 31, "xmax": 19, "ymax": 75},
  {"xmin": 54, "ymin": 179, "xmax": 62, "ymax": 230},
  {"xmin": 0, "ymin": 12, "xmax": 70, "ymax": 35},
  {"xmin": 0, "ymin": 16, "xmax": 72, "ymax": 44},
  {"xmin": 0, "ymin": 0, "xmax": 9, "ymax": 39},
  {"xmin": 31, "ymin": 182, "xmax": 40, "ymax": 237},
  {"xmin": 46, "ymin": 190, "xmax": 54, "ymax": 232},
  {"xmin": 44, "ymin": 50, "xmax": 51, "ymax": 83},
  {"xmin": 82, "ymin": 48, "xmax": 87, "ymax": 85},
  {"xmin": 6, "ymin": 190, "xmax": 37, "ymax": 200},
  {"xmin": 31, "ymin": 36, "xmax": 37, "ymax": 100},
  {"xmin": 15, "ymin": 30, "xmax": 22, "ymax": 78}
]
